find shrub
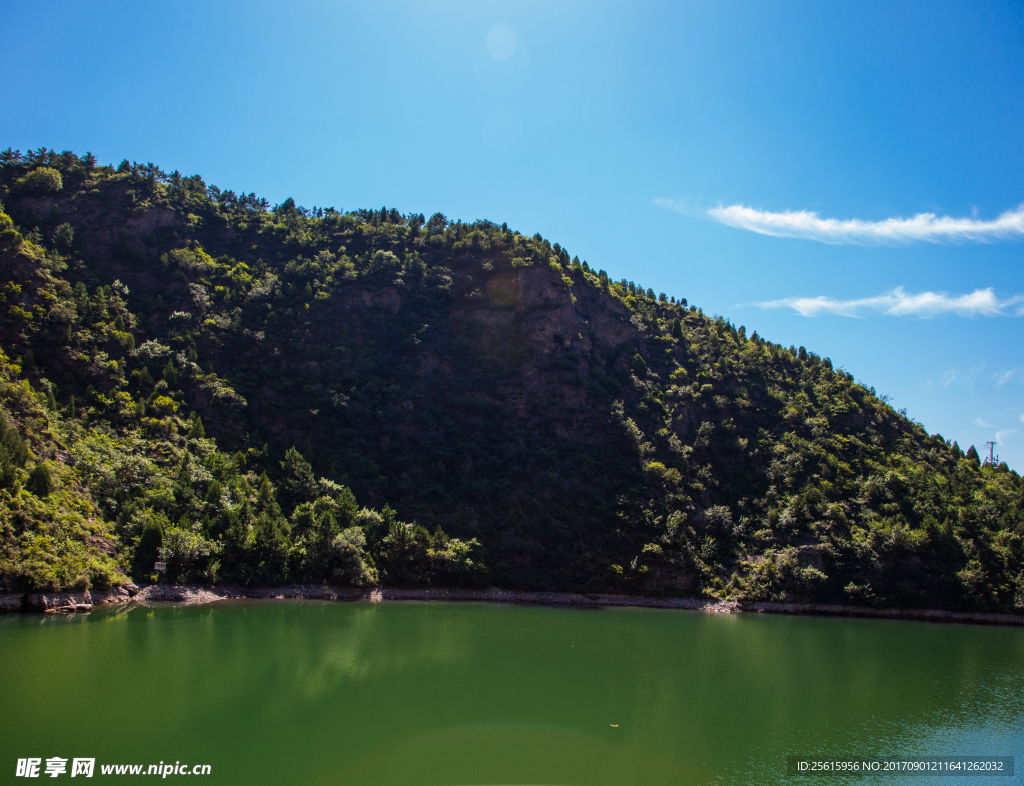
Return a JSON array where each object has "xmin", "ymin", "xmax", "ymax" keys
[
  {"xmin": 165, "ymin": 246, "xmax": 215, "ymax": 273},
  {"xmin": 14, "ymin": 167, "xmax": 63, "ymax": 196},
  {"xmin": 26, "ymin": 463, "xmax": 53, "ymax": 497}
]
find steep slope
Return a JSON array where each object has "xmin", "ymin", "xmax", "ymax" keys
[{"xmin": 0, "ymin": 147, "xmax": 1021, "ymax": 612}]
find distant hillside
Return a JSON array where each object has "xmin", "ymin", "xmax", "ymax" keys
[{"xmin": 0, "ymin": 147, "xmax": 1021, "ymax": 613}]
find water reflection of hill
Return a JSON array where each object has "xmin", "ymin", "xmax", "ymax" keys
[{"xmin": 0, "ymin": 601, "xmax": 1021, "ymax": 786}]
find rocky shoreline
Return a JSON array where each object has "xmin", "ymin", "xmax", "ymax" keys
[
  {"xmin": 1, "ymin": 584, "xmax": 142, "ymax": 613},
  {"xmin": 1, "ymin": 583, "xmax": 1022, "ymax": 626}
]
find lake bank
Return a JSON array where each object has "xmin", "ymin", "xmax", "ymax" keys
[{"xmin": 4, "ymin": 582, "xmax": 1023, "ymax": 626}]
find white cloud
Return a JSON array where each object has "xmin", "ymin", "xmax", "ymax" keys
[
  {"xmin": 996, "ymin": 428, "xmax": 1017, "ymax": 444},
  {"xmin": 696, "ymin": 202, "xmax": 1024, "ymax": 245},
  {"xmin": 755, "ymin": 287, "xmax": 1024, "ymax": 318}
]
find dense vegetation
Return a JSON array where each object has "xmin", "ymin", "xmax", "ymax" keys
[{"xmin": 0, "ymin": 147, "xmax": 1021, "ymax": 613}]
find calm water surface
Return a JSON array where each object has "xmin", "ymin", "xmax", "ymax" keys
[{"xmin": 0, "ymin": 601, "xmax": 1021, "ymax": 785}]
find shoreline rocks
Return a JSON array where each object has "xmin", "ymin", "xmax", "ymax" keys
[
  {"xmin": 2, "ymin": 583, "xmax": 1021, "ymax": 626},
  {"xmin": 133, "ymin": 584, "xmax": 1024, "ymax": 626},
  {"xmin": 22, "ymin": 583, "xmax": 140, "ymax": 613}
]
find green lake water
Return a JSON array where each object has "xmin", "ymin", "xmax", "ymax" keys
[{"xmin": 1, "ymin": 601, "xmax": 1022, "ymax": 785}]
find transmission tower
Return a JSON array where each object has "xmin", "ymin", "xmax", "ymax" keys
[{"xmin": 984, "ymin": 441, "xmax": 998, "ymax": 467}]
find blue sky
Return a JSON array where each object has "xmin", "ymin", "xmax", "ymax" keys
[{"xmin": 3, "ymin": 0, "xmax": 1024, "ymax": 467}]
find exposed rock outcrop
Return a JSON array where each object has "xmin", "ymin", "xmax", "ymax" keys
[{"xmin": 23, "ymin": 583, "xmax": 139, "ymax": 613}]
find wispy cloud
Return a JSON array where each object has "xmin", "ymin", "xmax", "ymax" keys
[
  {"xmin": 755, "ymin": 287, "xmax": 1024, "ymax": 318},
  {"xmin": 962, "ymin": 365, "xmax": 987, "ymax": 391},
  {"xmin": 653, "ymin": 197, "xmax": 703, "ymax": 218},
  {"xmin": 926, "ymin": 365, "xmax": 987, "ymax": 393},
  {"xmin": 688, "ymin": 202, "xmax": 1024, "ymax": 245},
  {"xmin": 996, "ymin": 428, "xmax": 1017, "ymax": 444}
]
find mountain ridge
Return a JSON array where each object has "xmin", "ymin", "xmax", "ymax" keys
[{"xmin": 0, "ymin": 146, "xmax": 1021, "ymax": 613}]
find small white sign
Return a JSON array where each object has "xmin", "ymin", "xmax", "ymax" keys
[{"xmin": 154, "ymin": 562, "xmax": 167, "ymax": 572}]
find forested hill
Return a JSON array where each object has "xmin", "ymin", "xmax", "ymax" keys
[{"xmin": 0, "ymin": 148, "xmax": 1021, "ymax": 613}]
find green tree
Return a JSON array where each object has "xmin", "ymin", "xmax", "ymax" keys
[
  {"xmin": 26, "ymin": 463, "xmax": 53, "ymax": 497},
  {"xmin": 377, "ymin": 520, "xmax": 429, "ymax": 585},
  {"xmin": 427, "ymin": 530, "xmax": 485, "ymax": 586},
  {"xmin": 329, "ymin": 527, "xmax": 377, "ymax": 586},
  {"xmin": 159, "ymin": 521, "xmax": 215, "ymax": 583},
  {"xmin": 52, "ymin": 222, "xmax": 74, "ymax": 253},
  {"xmin": 133, "ymin": 520, "xmax": 164, "ymax": 578},
  {"xmin": 280, "ymin": 447, "xmax": 317, "ymax": 512},
  {"xmin": 163, "ymin": 360, "xmax": 178, "ymax": 386},
  {"xmin": 366, "ymin": 250, "xmax": 401, "ymax": 281}
]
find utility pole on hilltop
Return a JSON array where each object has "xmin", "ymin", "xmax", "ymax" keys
[{"xmin": 984, "ymin": 441, "xmax": 998, "ymax": 467}]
